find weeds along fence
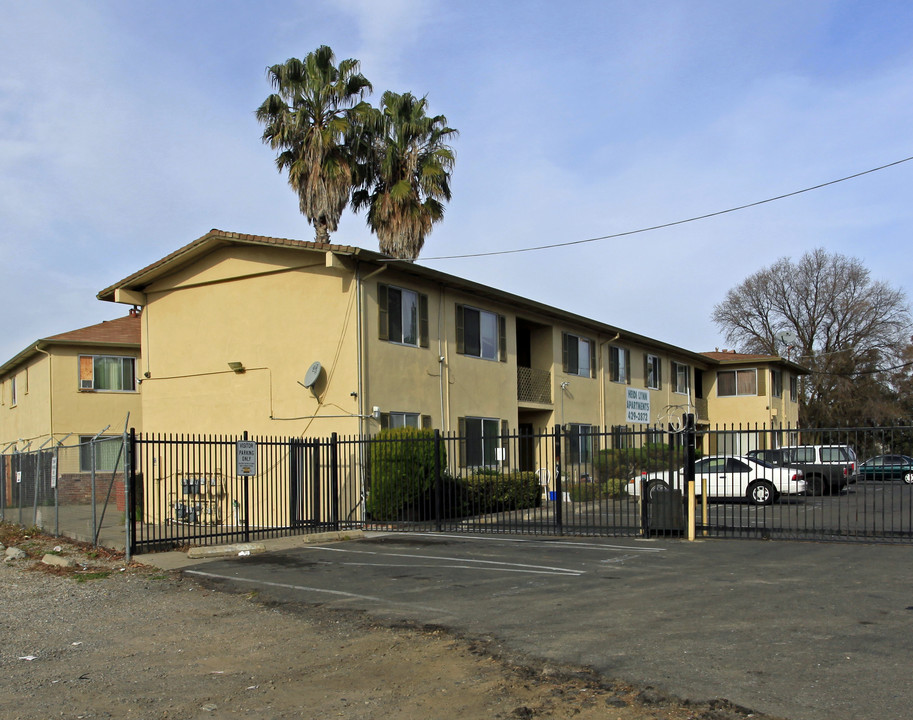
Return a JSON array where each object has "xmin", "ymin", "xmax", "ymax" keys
[{"xmin": 0, "ymin": 435, "xmax": 127, "ymax": 549}]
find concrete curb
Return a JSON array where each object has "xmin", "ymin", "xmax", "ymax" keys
[{"xmin": 137, "ymin": 530, "xmax": 366, "ymax": 570}]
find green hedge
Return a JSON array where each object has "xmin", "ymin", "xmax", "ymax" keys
[
  {"xmin": 366, "ymin": 428, "xmax": 446, "ymax": 521},
  {"xmin": 465, "ymin": 469, "xmax": 541, "ymax": 513}
]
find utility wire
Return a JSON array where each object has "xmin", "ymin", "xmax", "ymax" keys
[{"xmin": 417, "ymin": 154, "xmax": 913, "ymax": 261}]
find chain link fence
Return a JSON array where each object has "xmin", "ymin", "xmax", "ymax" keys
[{"xmin": 1, "ymin": 435, "xmax": 128, "ymax": 552}]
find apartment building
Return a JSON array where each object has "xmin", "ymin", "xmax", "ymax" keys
[{"xmin": 96, "ymin": 230, "xmax": 804, "ymax": 466}]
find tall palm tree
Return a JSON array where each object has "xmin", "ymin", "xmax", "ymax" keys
[
  {"xmin": 352, "ymin": 91, "xmax": 457, "ymax": 260},
  {"xmin": 256, "ymin": 46, "xmax": 372, "ymax": 244}
]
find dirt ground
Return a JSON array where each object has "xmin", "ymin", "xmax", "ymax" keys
[{"xmin": 0, "ymin": 523, "xmax": 780, "ymax": 720}]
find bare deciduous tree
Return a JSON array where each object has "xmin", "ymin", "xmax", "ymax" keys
[{"xmin": 712, "ymin": 248, "xmax": 912, "ymax": 426}]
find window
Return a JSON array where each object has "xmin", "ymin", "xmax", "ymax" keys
[
  {"xmin": 611, "ymin": 424, "xmax": 636, "ymax": 450},
  {"xmin": 789, "ymin": 375, "xmax": 798, "ymax": 402},
  {"xmin": 456, "ymin": 305, "xmax": 506, "ymax": 361},
  {"xmin": 459, "ymin": 416, "xmax": 506, "ymax": 467},
  {"xmin": 609, "ymin": 346, "xmax": 630, "ymax": 384},
  {"xmin": 568, "ymin": 424, "xmax": 595, "ymax": 463},
  {"xmin": 771, "ymin": 369, "xmax": 782, "ymax": 398},
  {"xmin": 671, "ymin": 362, "xmax": 690, "ymax": 394},
  {"xmin": 563, "ymin": 333, "xmax": 595, "ymax": 377},
  {"xmin": 79, "ymin": 436, "xmax": 124, "ymax": 473},
  {"xmin": 10, "ymin": 376, "xmax": 17, "ymax": 406},
  {"xmin": 379, "ymin": 412, "xmax": 431, "ymax": 430},
  {"xmin": 378, "ymin": 284, "xmax": 429, "ymax": 347},
  {"xmin": 645, "ymin": 354, "xmax": 661, "ymax": 390},
  {"xmin": 79, "ymin": 356, "xmax": 136, "ymax": 391},
  {"xmin": 717, "ymin": 369, "xmax": 757, "ymax": 397}
]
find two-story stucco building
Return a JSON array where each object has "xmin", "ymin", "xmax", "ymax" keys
[
  {"xmin": 95, "ymin": 230, "xmax": 805, "ymax": 466},
  {"xmin": 0, "ymin": 313, "xmax": 142, "ymax": 453}
]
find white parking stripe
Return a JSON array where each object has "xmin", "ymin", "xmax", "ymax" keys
[
  {"xmin": 185, "ymin": 570, "xmax": 452, "ymax": 613},
  {"xmin": 303, "ymin": 545, "xmax": 584, "ymax": 575},
  {"xmin": 339, "ymin": 561, "xmax": 582, "ymax": 576},
  {"xmin": 401, "ymin": 532, "xmax": 665, "ymax": 552}
]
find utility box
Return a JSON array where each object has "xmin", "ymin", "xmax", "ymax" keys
[{"xmin": 647, "ymin": 489, "xmax": 684, "ymax": 535}]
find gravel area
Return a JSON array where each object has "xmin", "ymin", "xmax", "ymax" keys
[{"xmin": 0, "ymin": 523, "xmax": 780, "ymax": 720}]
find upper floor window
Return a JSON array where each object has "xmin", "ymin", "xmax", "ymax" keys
[
  {"xmin": 717, "ymin": 369, "xmax": 757, "ymax": 397},
  {"xmin": 79, "ymin": 355, "xmax": 136, "ymax": 392},
  {"xmin": 609, "ymin": 346, "xmax": 630, "ymax": 384},
  {"xmin": 378, "ymin": 284, "xmax": 429, "ymax": 347},
  {"xmin": 563, "ymin": 333, "xmax": 595, "ymax": 377},
  {"xmin": 789, "ymin": 375, "xmax": 798, "ymax": 402},
  {"xmin": 10, "ymin": 376, "xmax": 17, "ymax": 406},
  {"xmin": 771, "ymin": 369, "xmax": 783, "ymax": 398},
  {"xmin": 456, "ymin": 304, "xmax": 506, "ymax": 362},
  {"xmin": 645, "ymin": 354, "xmax": 661, "ymax": 390},
  {"xmin": 672, "ymin": 362, "xmax": 691, "ymax": 395}
]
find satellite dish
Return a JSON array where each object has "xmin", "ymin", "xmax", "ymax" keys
[
  {"xmin": 302, "ymin": 361, "xmax": 323, "ymax": 389},
  {"xmin": 777, "ymin": 331, "xmax": 798, "ymax": 347}
]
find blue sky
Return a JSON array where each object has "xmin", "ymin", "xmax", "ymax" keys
[{"xmin": 2, "ymin": 0, "xmax": 912, "ymax": 363}]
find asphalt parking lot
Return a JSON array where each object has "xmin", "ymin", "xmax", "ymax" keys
[{"xmin": 180, "ymin": 534, "xmax": 913, "ymax": 720}]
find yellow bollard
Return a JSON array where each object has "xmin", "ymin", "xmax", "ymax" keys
[{"xmin": 687, "ymin": 481, "xmax": 696, "ymax": 541}]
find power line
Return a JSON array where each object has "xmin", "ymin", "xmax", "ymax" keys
[{"xmin": 417, "ymin": 154, "xmax": 913, "ymax": 261}]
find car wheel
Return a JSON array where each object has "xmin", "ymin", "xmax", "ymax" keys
[
  {"xmin": 806, "ymin": 476, "xmax": 826, "ymax": 496},
  {"xmin": 904, "ymin": 472, "xmax": 913, "ymax": 485},
  {"xmin": 747, "ymin": 480, "xmax": 776, "ymax": 506},
  {"xmin": 645, "ymin": 480, "xmax": 671, "ymax": 500}
]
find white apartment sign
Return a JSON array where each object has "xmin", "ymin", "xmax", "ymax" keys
[{"xmin": 625, "ymin": 388, "xmax": 651, "ymax": 424}]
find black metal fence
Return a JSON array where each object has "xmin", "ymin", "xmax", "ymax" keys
[{"xmin": 8, "ymin": 423, "xmax": 911, "ymax": 553}]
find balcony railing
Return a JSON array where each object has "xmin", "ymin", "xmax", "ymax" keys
[{"xmin": 517, "ymin": 366, "xmax": 551, "ymax": 404}]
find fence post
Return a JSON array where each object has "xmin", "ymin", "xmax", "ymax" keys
[
  {"xmin": 243, "ymin": 431, "xmax": 250, "ymax": 543},
  {"xmin": 127, "ymin": 428, "xmax": 136, "ymax": 562},
  {"xmin": 434, "ymin": 430, "xmax": 442, "ymax": 532},
  {"xmin": 554, "ymin": 425, "xmax": 563, "ymax": 534},
  {"xmin": 330, "ymin": 432, "xmax": 339, "ymax": 531}
]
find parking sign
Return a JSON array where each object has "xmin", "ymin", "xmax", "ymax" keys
[{"xmin": 236, "ymin": 440, "xmax": 257, "ymax": 476}]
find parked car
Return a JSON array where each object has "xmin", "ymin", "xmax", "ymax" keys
[
  {"xmin": 853, "ymin": 455, "xmax": 913, "ymax": 484},
  {"xmin": 745, "ymin": 445, "xmax": 856, "ymax": 495},
  {"xmin": 629, "ymin": 456, "xmax": 807, "ymax": 506}
]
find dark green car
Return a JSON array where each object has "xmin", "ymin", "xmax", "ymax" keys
[{"xmin": 854, "ymin": 455, "xmax": 913, "ymax": 484}]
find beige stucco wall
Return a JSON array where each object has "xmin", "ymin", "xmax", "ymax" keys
[
  {"xmin": 704, "ymin": 366, "xmax": 801, "ymax": 429},
  {"xmin": 0, "ymin": 354, "xmax": 51, "ymax": 448},
  {"xmin": 0, "ymin": 346, "xmax": 140, "ymax": 449},
  {"xmin": 137, "ymin": 245, "xmax": 361, "ymax": 438}
]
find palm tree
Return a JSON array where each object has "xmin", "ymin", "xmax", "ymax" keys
[
  {"xmin": 352, "ymin": 91, "xmax": 457, "ymax": 260},
  {"xmin": 256, "ymin": 46, "xmax": 372, "ymax": 244}
]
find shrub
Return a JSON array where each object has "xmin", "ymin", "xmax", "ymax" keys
[
  {"xmin": 366, "ymin": 428, "xmax": 447, "ymax": 521},
  {"xmin": 465, "ymin": 468, "xmax": 541, "ymax": 513},
  {"xmin": 594, "ymin": 443, "xmax": 697, "ymax": 483},
  {"xmin": 566, "ymin": 477, "xmax": 629, "ymax": 502}
]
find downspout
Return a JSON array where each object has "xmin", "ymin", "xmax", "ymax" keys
[
  {"xmin": 599, "ymin": 333, "xmax": 620, "ymax": 430},
  {"xmin": 34, "ymin": 344, "xmax": 53, "ymax": 443},
  {"xmin": 356, "ymin": 263, "xmax": 388, "ymax": 437},
  {"xmin": 438, "ymin": 284, "xmax": 448, "ymax": 432}
]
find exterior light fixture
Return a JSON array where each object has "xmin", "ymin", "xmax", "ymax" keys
[{"xmin": 228, "ymin": 362, "xmax": 245, "ymax": 374}]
